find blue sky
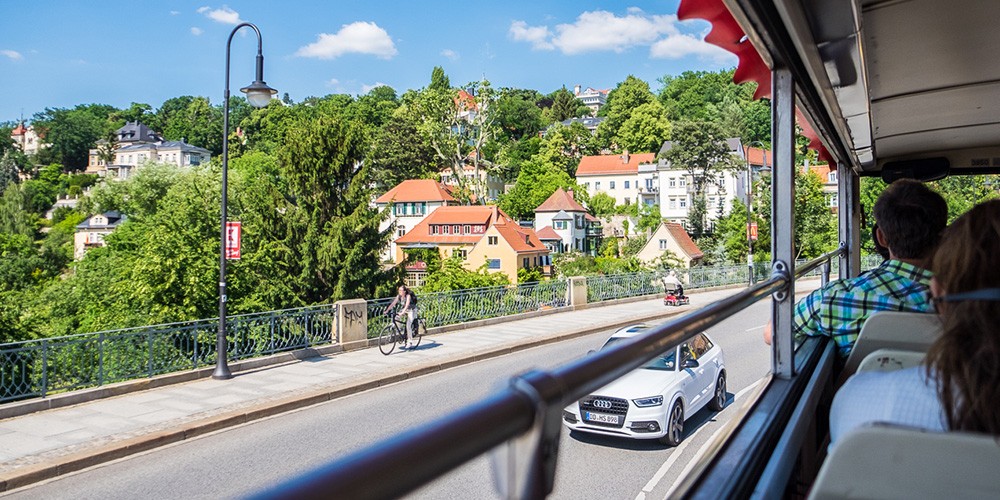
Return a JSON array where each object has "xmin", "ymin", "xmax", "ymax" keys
[{"xmin": 0, "ymin": 1, "xmax": 736, "ymax": 123}]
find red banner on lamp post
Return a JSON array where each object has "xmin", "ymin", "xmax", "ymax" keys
[
  {"xmin": 748, "ymin": 223, "xmax": 759, "ymax": 241},
  {"xmin": 225, "ymin": 221, "xmax": 242, "ymax": 260}
]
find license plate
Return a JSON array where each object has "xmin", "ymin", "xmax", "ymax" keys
[{"xmin": 583, "ymin": 412, "xmax": 620, "ymax": 424}]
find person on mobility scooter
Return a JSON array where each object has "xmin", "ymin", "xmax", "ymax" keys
[{"xmin": 661, "ymin": 270, "xmax": 689, "ymax": 306}]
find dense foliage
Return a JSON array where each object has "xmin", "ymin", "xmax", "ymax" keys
[{"xmin": 5, "ymin": 65, "xmax": 993, "ymax": 344}]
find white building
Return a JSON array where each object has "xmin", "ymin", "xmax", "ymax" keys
[
  {"xmin": 87, "ymin": 122, "xmax": 210, "ymax": 179},
  {"xmin": 10, "ymin": 122, "xmax": 44, "ymax": 156},
  {"xmin": 533, "ymin": 187, "xmax": 598, "ymax": 254},
  {"xmin": 375, "ymin": 179, "xmax": 458, "ymax": 262},
  {"xmin": 576, "ymin": 141, "xmax": 772, "ymax": 233},
  {"xmin": 576, "ymin": 151, "xmax": 657, "ymax": 207},
  {"xmin": 74, "ymin": 211, "xmax": 124, "ymax": 259},
  {"xmin": 573, "ymin": 85, "xmax": 609, "ymax": 116}
]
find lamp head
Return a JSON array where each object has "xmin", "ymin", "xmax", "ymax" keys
[{"xmin": 241, "ymin": 80, "xmax": 277, "ymax": 108}]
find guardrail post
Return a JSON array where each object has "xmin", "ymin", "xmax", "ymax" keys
[
  {"xmin": 567, "ymin": 277, "xmax": 587, "ymax": 307},
  {"xmin": 336, "ymin": 299, "xmax": 368, "ymax": 351}
]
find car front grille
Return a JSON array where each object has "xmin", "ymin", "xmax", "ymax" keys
[{"xmin": 579, "ymin": 395, "xmax": 629, "ymax": 416}]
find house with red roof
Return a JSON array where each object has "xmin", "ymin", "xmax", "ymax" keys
[
  {"xmin": 806, "ymin": 162, "xmax": 838, "ymax": 213},
  {"xmin": 393, "ymin": 205, "xmax": 550, "ymax": 283},
  {"xmin": 10, "ymin": 122, "xmax": 44, "ymax": 157},
  {"xmin": 533, "ymin": 187, "xmax": 602, "ymax": 255},
  {"xmin": 375, "ymin": 179, "xmax": 459, "ymax": 262},
  {"xmin": 636, "ymin": 222, "xmax": 704, "ymax": 268},
  {"xmin": 576, "ymin": 151, "xmax": 657, "ymax": 207}
]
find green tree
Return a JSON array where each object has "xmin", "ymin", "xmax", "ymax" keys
[
  {"xmin": 589, "ymin": 192, "xmax": 617, "ymax": 217},
  {"xmin": 615, "ymin": 101, "xmax": 672, "ymax": 153},
  {"xmin": 32, "ymin": 104, "xmax": 118, "ymax": 170},
  {"xmin": 367, "ymin": 110, "xmax": 439, "ymax": 192},
  {"xmin": 278, "ymin": 116, "xmax": 395, "ymax": 301},
  {"xmin": 162, "ymin": 97, "xmax": 222, "ymax": 155},
  {"xmin": 429, "ymin": 66, "xmax": 451, "ymax": 91},
  {"xmin": 499, "ymin": 158, "xmax": 580, "ymax": 220},
  {"xmin": 543, "ymin": 86, "xmax": 588, "ymax": 123},
  {"xmin": 660, "ymin": 121, "xmax": 740, "ymax": 236},
  {"xmin": 494, "ymin": 88, "xmax": 545, "ymax": 141},
  {"xmin": 421, "ymin": 254, "xmax": 509, "ymax": 291},
  {"xmin": 0, "ymin": 150, "xmax": 21, "ymax": 192},
  {"xmin": 595, "ymin": 76, "xmax": 658, "ymax": 150}
]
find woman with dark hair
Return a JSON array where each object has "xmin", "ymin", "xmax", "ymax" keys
[{"xmin": 830, "ymin": 199, "xmax": 1000, "ymax": 442}]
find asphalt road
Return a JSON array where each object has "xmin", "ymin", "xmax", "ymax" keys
[{"xmin": 4, "ymin": 300, "xmax": 772, "ymax": 500}]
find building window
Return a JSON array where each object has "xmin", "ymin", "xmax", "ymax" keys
[
  {"xmin": 609, "ymin": 181, "xmax": 616, "ymax": 189},
  {"xmin": 595, "ymin": 181, "xmax": 601, "ymax": 190},
  {"xmin": 473, "ymin": 225, "xmax": 485, "ymax": 234},
  {"xmin": 828, "ymin": 171, "xmax": 837, "ymax": 183},
  {"xmin": 442, "ymin": 225, "xmax": 450, "ymax": 234},
  {"xmin": 829, "ymin": 193, "xmax": 839, "ymax": 207},
  {"xmin": 625, "ymin": 180, "xmax": 630, "ymax": 189},
  {"xmin": 584, "ymin": 182, "xmax": 590, "ymax": 189},
  {"xmin": 487, "ymin": 259, "xmax": 501, "ymax": 269},
  {"xmin": 669, "ymin": 178, "xmax": 676, "ymax": 188},
  {"xmin": 554, "ymin": 220, "xmax": 567, "ymax": 230},
  {"xmin": 646, "ymin": 178, "xmax": 654, "ymax": 190},
  {"xmin": 680, "ymin": 198, "xmax": 687, "ymax": 208},
  {"xmin": 659, "ymin": 239, "xmax": 668, "ymax": 250},
  {"xmin": 430, "ymin": 225, "xmax": 438, "ymax": 235},
  {"xmin": 669, "ymin": 198, "xmax": 677, "ymax": 209},
  {"xmin": 488, "ymin": 236, "xmax": 498, "ymax": 245},
  {"xmin": 463, "ymin": 224, "xmax": 471, "ymax": 234},
  {"xmin": 679, "ymin": 178, "xmax": 687, "ymax": 187},
  {"xmin": 453, "ymin": 224, "xmax": 460, "ymax": 234},
  {"xmin": 624, "ymin": 197, "xmax": 630, "ymax": 205},
  {"xmin": 454, "ymin": 248, "xmax": 467, "ymax": 259},
  {"xmin": 523, "ymin": 257, "xmax": 529, "ymax": 268},
  {"xmin": 397, "ymin": 226, "xmax": 406, "ymax": 238}
]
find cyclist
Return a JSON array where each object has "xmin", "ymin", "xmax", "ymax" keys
[{"xmin": 385, "ymin": 285, "xmax": 419, "ymax": 349}]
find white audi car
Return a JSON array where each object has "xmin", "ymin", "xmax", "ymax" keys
[{"xmin": 562, "ymin": 324, "xmax": 727, "ymax": 446}]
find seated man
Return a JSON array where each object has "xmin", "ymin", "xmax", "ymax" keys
[{"xmin": 765, "ymin": 179, "xmax": 947, "ymax": 359}]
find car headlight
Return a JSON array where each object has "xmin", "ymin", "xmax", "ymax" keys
[{"xmin": 632, "ymin": 395, "xmax": 663, "ymax": 407}]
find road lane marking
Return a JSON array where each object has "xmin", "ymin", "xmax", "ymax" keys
[
  {"xmin": 745, "ymin": 325, "xmax": 765, "ymax": 332},
  {"xmin": 636, "ymin": 377, "xmax": 767, "ymax": 500}
]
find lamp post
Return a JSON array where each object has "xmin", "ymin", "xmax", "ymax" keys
[
  {"xmin": 744, "ymin": 141, "xmax": 769, "ymax": 285},
  {"xmin": 214, "ymin": 22, "xmax": 278, "ymax": 380}
]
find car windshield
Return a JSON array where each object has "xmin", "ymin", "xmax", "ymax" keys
[{"xmin": 601, "ymin": 337, "xmax": 676, "ymax": 371}]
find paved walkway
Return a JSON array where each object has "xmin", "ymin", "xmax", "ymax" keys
[{"xmin": 0, "ymin": 286, "xmax": 756, "ymax": 492}]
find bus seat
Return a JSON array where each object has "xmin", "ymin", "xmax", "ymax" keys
[
  {"xmin": 855, "ymin": 348, "xmax": 926, "ymax": 374},
  {"xmin": 808, "ymin": 424, "xmax": 1000, "ymax": 500},
  {"xmin": 841, "ymin": 311, "xmax": 941, "ymax": 381}
]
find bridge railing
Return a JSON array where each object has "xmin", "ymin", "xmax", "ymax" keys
[
  {"xmin": 366, "ymin": 279, "xmax": 570, "ymax": 338},
  {"xmin": 0, "ymin": 304, "xmax": 337, "ymax": 403}
]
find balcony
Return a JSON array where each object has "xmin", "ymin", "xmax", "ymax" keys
[{"xmin": 639, "ymin": 186, "xmax": 659, "ymax": 194}]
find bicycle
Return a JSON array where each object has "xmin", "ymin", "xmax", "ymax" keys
[{"xmin": 378, "ymin": 313, "xmax": 427, "ymax": 355}]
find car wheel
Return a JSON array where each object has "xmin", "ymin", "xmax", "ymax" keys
[
  {"xmin": 659, "ymin": 400, "xmax": 684, "ymax": 446},
  {"xmin": 708, "ymin": 371, "xmax": 727, "ymax": 411}
]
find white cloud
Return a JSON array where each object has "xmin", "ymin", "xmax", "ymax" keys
[
  {"xmin": 441, "ymin": 49, "xmax": 459, "ymax": 60},
  {"xmin": 650, "ymin": 34, "xmax": 735, "ymax": 63},
  {"xmin": 170, "ymin": 10, "xmax": 180, "ymax": 15},
  {"xmin": 508, "ymin": 21, "xmax": 553, "ymax": 50},
  {"xmin": 191, "ymin": 27, "xmax": 204, "ymax": 36},
  {"xmin": 361, "ymin": 82, "xmax": 388, "ymax": 93},
  {"xmin": 199, "ymin": 5, "xmax": 242, "ymax": 25},
  {"xmin": 510, "ymin": 10, "xmax": 689, "ymax": 56},
  {"xmin": 295, "ymin": 22, "xmax": 397, "ymax": 60},
  {"xmin": 1, "ymin": 50, "xmax": 23, "ymax": 61},
  {"xmin": 327, "ymin": 78, "xmax": 340, "ymax": 86}
]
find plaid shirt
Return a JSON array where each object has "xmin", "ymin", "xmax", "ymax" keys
[{"xmin": 793, "ymin": 260, "xmax": 934, "ymax": 358}]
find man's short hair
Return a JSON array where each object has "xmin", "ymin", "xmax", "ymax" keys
[{"xmin": 873, "ymin": 179, "xmax": 947, "ymax": 259}]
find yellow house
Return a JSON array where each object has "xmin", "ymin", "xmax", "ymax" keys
[
  {"xmin": 466, "ymin": 217, "xmax": 550, "ymax": 282},
  {"xmin": 394, "ymin": 205, "xmax": 550, "ymax": 283},
  {"xmin": 636, "ymin": 222, "xmax": 704, "ymax": 268}
]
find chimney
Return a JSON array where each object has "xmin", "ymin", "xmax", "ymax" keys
[
  {"xmin": 574, "ymin": 84, "xmax": 581, "ymax": 95},
  {"xmin": 621, "ymin": 150, "xmax": 630, "ymax": 164}
]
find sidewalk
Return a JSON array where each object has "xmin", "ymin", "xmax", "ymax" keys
[{"xmin": 0, "ymin": 286, "xmax": 750, "ymax": 492}]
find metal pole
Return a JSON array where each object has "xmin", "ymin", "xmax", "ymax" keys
[
  {"xmin": 771, "ymin": 67, "xmax": 797, "ymax": 379},
  {"xmin": 215, "ymin": 22, "xmax": 265, "ymax": 380}
]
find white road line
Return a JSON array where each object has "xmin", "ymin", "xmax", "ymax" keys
[
  {"xmin": 745, "ymin": 325, "xmax": 765, "ymax": 332},
  {"xmin": 636, "ymin": 377, "xmax": 768, "ymax": 500}
]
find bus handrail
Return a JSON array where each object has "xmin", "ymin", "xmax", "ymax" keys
[{"xmin": 251, "ymin": 248, "xmax": 846, "ymax": 499}]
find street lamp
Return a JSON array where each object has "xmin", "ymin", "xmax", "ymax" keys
[
  {"xmin": 744, "ymin": 141, "xmax": 770, "ymax": 285},
  {"xmin": 214, "ymin": 22, "xmax": 278, "ymax": 380}
]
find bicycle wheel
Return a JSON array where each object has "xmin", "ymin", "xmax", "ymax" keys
[
  {"xmin": 378, "ymin": 323, "xmax": 398, "ymax": 355},
  {"xmin": 410, "ymin": 318, "xmax": 426, "ymax": 348}
]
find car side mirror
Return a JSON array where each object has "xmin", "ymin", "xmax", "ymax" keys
[{"xmin": 683, "ymin": 358, "xmax": 699, "ymax": 369}]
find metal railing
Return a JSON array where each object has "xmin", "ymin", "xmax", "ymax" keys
[
  {"xmin": 253, "ymin": 248, "xmax": 848, "ymax": 499},
  {"xmin": 366, "ymin": 280, "xmax": 570, "ymax": 338},
  {"xmin": 0, "ymin": 304, "xmax": 337, "ymax": 403}
]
